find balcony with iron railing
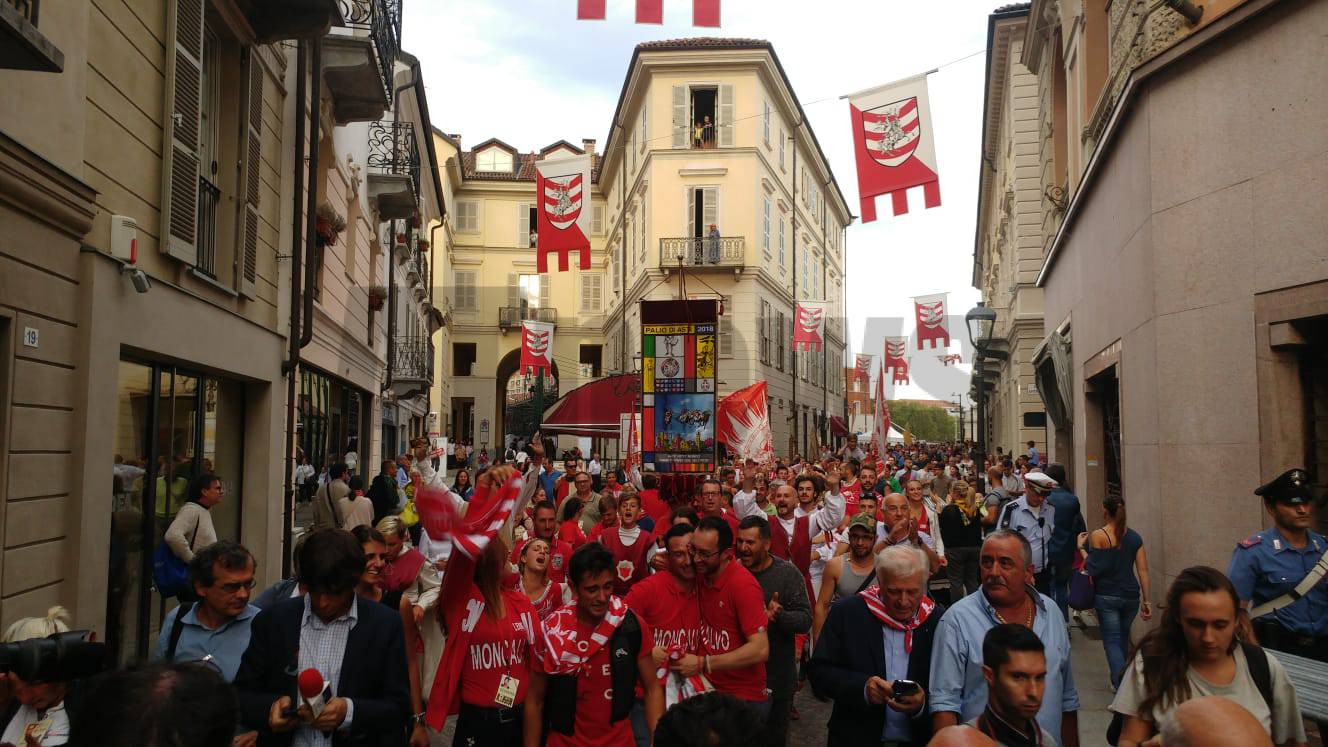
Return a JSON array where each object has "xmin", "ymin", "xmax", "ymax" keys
[
  {"xmin": 392, "ymin": 335, "xmax": 430, "ymax": 383},
  {"xmin": 194, "ymin": 176, "xmax": 222, "ymax": 278},
  {"xmin": 659, "ymin": 236, "xmax": 745, "ymax": 272},
  {"xmin": 498, "ymin": 306, "xmax": 557, "ymax": 329},
  {"xmin": 367, "ymin": 120, "xmax": 419, "ymax": 221},
  {"xmin": 324, "ymin": 0, "xmax": 401, "ymax": 124},
  {"xmin": 1, "ymin": 0, "xmax": 63, "ymax": 71}
]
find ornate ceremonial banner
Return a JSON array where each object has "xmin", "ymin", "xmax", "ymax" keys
[
  {"xmin": 534, "ymin": 154, "xmax": 592, "ymax": 272},
  {"xmin": 884, "ymin": 337, "xmax": 908, "ymax": 373},
  {"xmin": 848, "ymin": 73, "xmax": 941, "ymax": 222},
  {"xmin": 913, "ymin": 293, "xmax": 950, "ymax": 349},
  {"xmin": 640, "ymin": 300, "xmax": 718, "ymax": 473},
  {"xmin": 520, "ymin": 320, "xmax": 554, "ymax": 375},
  {"xmin": 716, "ymin": 381, "xmax": 774, "ymax": 464},
  {"xmin": 793, "ymin": 301, "xmax": 828, "ymax": 352},
  {"xmin": 854, "ymin": 354, "xmax": 872, "ymax": 384},
  {"xmin": 892, "ymin": 358, "xmax": 911, "ymax": 386}
]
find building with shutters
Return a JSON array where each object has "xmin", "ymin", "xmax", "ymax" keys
[
  {"xmin": 440, "ymin": 38, "xmax": 851, "ymax": 459},
  {"xmin": 0, "ymin": 0, "xmax": 447, "ymax": 664}
]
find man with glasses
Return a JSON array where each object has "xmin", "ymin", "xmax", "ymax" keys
[
  {"xmin": 994, "ymin": 472, "xmax": 1058, "ymax": 593},
  {"xmin": 696, "ymin": 478, "xmax": 740, "ymax": 537},
  {"xmin": 557, "ymin": 471, "xmax": 603, "ymax": 535},
  {"xmin": 155, "ymin": 540, "xmax": 259, "ymax": 683}
]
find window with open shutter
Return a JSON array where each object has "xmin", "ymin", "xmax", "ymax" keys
[
  {"xmin": 776, "ymin": 309, "xmax": 785, "ymax": 371},
  {"xmin": 718, "ymin": 84, "xmax": 734, "ymax": 147},
  {"xmin": 507, "ymin": 272, "xmax": 520, "ymax": 311},
  {"xmin": 701, "ymin": 187, "xmax": 718, "ymax": 236},
  {"xmin": 160, "ymin": 0, "xmax": 205, "ymax": 264},
  {"xmin": 762, "ymin": 198, "xmax": 771, "ymax": 258},
  {"xmin": 237, "ymin": 47, "xmax": 263, "ymax": 299},
  {"xmin": 518, "ymin": 203, "xmax": 531, "ymax": 248},
  {"xmin": 686, "ymin": 189, "xmax": 696, "ymax": 238},
  {"xmin": 672, "ymin": 85, "xmax": 688, "ymax": 149},
  {"xmin": 538, "ymin": 275, "xmax": 551, "ymax": 309}
]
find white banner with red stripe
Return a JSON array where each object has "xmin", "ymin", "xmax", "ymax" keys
[
  {"xmin": 913, "ymin": 292, "xmax": 950, "ymax": 349},
  {"xmin": 521, "ymin": 320, "xmax": 555, "ymax": 376},
  {"xmin": 535, "ymin": 154, "xmax": 592, "ymax": 273},
  {"xmin": 847, "ymin": 73, "xmax": 941, "ymax": 222},
  {"xmin": 884, "ymin": 336, "xmax": 908, "ymax": 374},
  {"xmin": 792, "ymin": 301, "xmax": 828, "ymax": 352},
  {"xmin": 577, "ymin": 0, "xmax": 720, "ymax": 26}
]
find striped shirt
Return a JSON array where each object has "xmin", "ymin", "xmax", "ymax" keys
[{"xmin": 295, "ymin": 595, "xmax": 359, "ymax": 747}]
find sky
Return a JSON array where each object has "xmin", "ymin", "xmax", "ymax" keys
[{"xmin": 402, "ymin": 0, "xmax": 1002, "ymax": 406}]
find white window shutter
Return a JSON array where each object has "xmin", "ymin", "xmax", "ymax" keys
[
  {"xmin": 638, "ymin": 200, "xmax": 647, "ymax": 263},
  {"xmin": 672, "ymin": 85, "xmax": 687, "ymax": 149},
  {"xmin": 718, "ymin": 84, "xmax": 734, "ymax": 147},
  {"xmin": 592, "ymin": 204, "xmax": 605, "ymax": 235},
  {"xmin": 779, "ymin": 217, "xmax": 786, "ymax": 265},
  {"xmin": 238, "ymin": 47, "xmax": 263, "ymax": 299},
  {"xmin": 507, "ymin": 272, "xmax": 520, "ymax": 309},
  {"xmin": 763, "ymin": 100, "xmax": 770, "ymax": 144},
  {"xmin": 762, "ymin": 198, "xmax": 771, "ymax": 255},
  {"xmin": 539, "ymin": 275, "xmax": 551, "ymax": 308},
  {"xmin": 779, "ymin": 129, "xmax": 785, "ymax": 169},
  {"xmin": 639, "ymin": 103, "xmax": 648, "ymax": 151},
  {"xmin": 719, "ymin": 295, "xmax": 732, "ymax": 357},
  {"xmin": 518, "ymin": 203, "xmax": 530, "ymax": 248},
  {"xmin": 702, "ymin": 187, "xmax": 718, "ymax": 235},
  {"xmin": 591, "ymin": 274, "xmax": 603, "ymax": 310},
  {"xmin": 580, "ymin": 275, "xmax": 592, "ymax": 312},
  {"xmin": 160, "ymin": 0, "xmax": 205, "ymax": 265},
  {"xmin": 686, "ymin": 189, "xmax": 696, "ymax": 238}
]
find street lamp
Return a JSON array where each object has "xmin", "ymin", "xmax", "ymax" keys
[
  {"xmin": 965, "ymin": 302, "xmax": 1005, "ymax": 462},
  {"xmin": 965, "ymin": 302, "xmax": 998, "ymax": 355}
]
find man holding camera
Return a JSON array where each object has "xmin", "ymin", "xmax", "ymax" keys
[{"xmin": 808, "ymin": 545, "xmax": 940, "ymax": 746}]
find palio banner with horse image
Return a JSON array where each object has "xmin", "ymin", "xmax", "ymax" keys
[{"xmin": 640, "ymin": 300, "xmax": 718, "ymax": 473}]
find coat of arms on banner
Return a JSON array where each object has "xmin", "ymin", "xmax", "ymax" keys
[
  {"xmin": 892, "ymin": 358, "xmax": 911, "ymax": 386},
  {"xmin": 793, "ymin": 301, "xmax": 828, "ymax": 352},
  {"xmin": 913, "ymin": 293, "xmax": 950, "ymax": 349},
  {"xmin": 520, "ymin": 320, "xmax": 555, "ymax": 375},
  {"xmin": 535, "ymin": 155, "xmax": 592, "ymax": 273},
  {"xmin": 884, "ymin": 337, "xmax": 908, "ymax": 373},
  {"xmin": 847, "ymin": 73, "xmax": 941, "ymax": 223}
]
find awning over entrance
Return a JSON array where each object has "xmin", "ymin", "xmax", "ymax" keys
[
  {"xmin": 540, "ymin": 373, "xmax": 640, "ymax": 438},
  {"xmin": 829, "ymin": 415, "xmax": 850, "ymax": 437}
]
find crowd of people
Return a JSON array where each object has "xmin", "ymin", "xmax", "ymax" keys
[{"xmin": 10, "ymin": 434, "xmax": 1324, "ymax": 746}]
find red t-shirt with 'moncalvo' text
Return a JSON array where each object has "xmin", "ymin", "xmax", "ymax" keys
[
  {"xmin": 697, "ymin": 560, "xmax": 768, "ymax": 702},
  {"xmin": 460, "ymin": 589, "xmax": 537, "ymax": 708}
]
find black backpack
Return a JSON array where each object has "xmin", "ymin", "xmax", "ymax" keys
[{"xmin": 1105, "ymin": 640, "xmax": 1274, "ymax": 745}]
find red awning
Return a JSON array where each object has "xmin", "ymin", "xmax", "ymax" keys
[
  {"xmin": 540, "ymin": 373, "xmax": 640, "ymax": 438},
  {"xmin": 829, "ymin": 415, "xmax": 850, "ymax": 437}
]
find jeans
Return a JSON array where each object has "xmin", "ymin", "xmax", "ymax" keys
[
  {"xmin": 944, "ymin": 547, "xmax": 981, "ymax": 599},
  {"xmin": 763, "ymin": 693, "xmax": 793, "ymax": 746},
  {"xmin": 1095, "ymin": 594, "xmax": 1139, "ymax": 688},
  {"xmin": 630, "ymin": 700, "xmax": 650, "ymax": 747},
  {"xmin": 1048, "ymin": 564, "xmax": 1072, "ymax": 622}
]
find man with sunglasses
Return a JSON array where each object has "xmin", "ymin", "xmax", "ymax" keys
[{"xmin": 155, "ymin": 540, "xmax": 259, "ymax": 684}]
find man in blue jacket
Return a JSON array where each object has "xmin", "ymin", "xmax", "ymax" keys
[{"xmin": 1041, "ymin": 463, "xmax": 1085, "ymax": 621}]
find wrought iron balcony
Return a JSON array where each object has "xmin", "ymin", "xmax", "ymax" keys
[
  {"xmin": 1, "ymin": 0, "xmax": 63, "ymax": 71},
  {"xmin": 499, "ymin": 306, "xmax": 557, "ymax": 330},
  {"xmin": 324, "ymin": 0, "xmax": 400, "ymax": 123},
  {"xmin": 392, "ymin": 335, "xmax": 431, "ymax": 384},
  {"xmin": 659, "ymin": 236, "xmax": 745, "ymax": 270},
  {"xmin": 367, "ymin": 120, "xmax": 419, "ymax": 221},
  {"xmin": 239, "ymin": 0, "xmax": 343, "ymax": 43},
  {"xmin": 338, "ymin": 0, "xmax": 399, "ymax": 101}
]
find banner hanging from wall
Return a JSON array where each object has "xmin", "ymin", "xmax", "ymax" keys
[
  {"xmin": 884, "ymin": 337, "xmax": 908, "ymax": 373},
  {"xmin": 913, "ymin": 293, "xmax": 950, "ymax": 349},
  {"xmin": 520, "ymin": 320, "xmax": 554, "ymax": 376},
  {"xmin": 534, "ymin": 154, "xmax": 592, "ymax": 273},
  {"xmin": 847, "ymin": 72, "xmax": 941, "ymax": 222},
  {"xmin": 640, "ymin": 300, "xmax": 718, "ymax": 473},
  {"xmin": 716, "ymin": 381, "xmax": 775, "ymax": 464},
  {"xmin": 792, "ymin": 301, "xmax": 828, "ymax": 352}
]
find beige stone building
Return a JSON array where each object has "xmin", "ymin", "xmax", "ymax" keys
[
  {"xmin": 973, "ymin": 4, "xmax": 1049, "ymax": 458},
  {"xmin": 999, "ymin": 0, "xmax": 1328, "ymax": 586},
  {"xmin": 438, "ymin": 38, "xmax": 851, "ymax": 459},
  {"xmin": 0, "ymin": 0, "xmax": 446, "ymax": 664}
]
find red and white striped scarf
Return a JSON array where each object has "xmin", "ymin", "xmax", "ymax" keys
[
  {"xmin": 539, "ymin": 596, "xmax": 628, "ymax": 676},
  {"xmin": 657, "ymin": 643, "xmax": 713, "ymax": 707},
  {"xmin": 858, "ymin": 585, "xmax": 935, "ymax": 652}
]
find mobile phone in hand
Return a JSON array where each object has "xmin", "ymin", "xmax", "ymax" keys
[{"xmin": 891, "ymin": 679, "xmax": 921, "ymax": 697}]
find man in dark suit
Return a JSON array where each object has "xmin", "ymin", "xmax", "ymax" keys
[
  {"xmin": 235, "ymin": 528, "xmax": 410, "ymax": 746},
  {"xmin": 808, "ymin": 545, "xmax": 942, "ymax": 747}
]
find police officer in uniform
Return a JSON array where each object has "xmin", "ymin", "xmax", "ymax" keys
[{"xmin": 1228, "ymin": 468, "xmax": 1328, "ymax": 662}]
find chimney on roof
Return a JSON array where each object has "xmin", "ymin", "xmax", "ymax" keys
[
  {"xmin": 451, "ymin": 134, "xmax": 462, "ymax": 149},
  {"xmin": 582, "ymin": 138, "xmax": 596, "ymax": 156}
]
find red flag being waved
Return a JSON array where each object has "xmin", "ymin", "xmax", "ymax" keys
[
  {"xmin": 913, "ymin": 293, "xmax": 950, "ymax": 349},
  {"xmin": 422, "ymin": 472, "xmax": 524, "ymax": 729},
  {"xmin": 716, "ymin": 381, "xmax": 775, "ymax": 463},
  {"xmin": 535, "ymin": 154, "xmax": 591, "ymax": 273},
  {"xmin": 521, "ymin": 320, "xmax": 554, "ymax": 376},
  {"xmin": 847, "ymin": 73, "xmax": 940, "ymax": 222},
  {"xmin": 792, "ymin": 301, "xmax": 828, "ymax": 353},
  {"xmin": 578, "ymin": 0, "xmax": 720, "ymax": 26}
]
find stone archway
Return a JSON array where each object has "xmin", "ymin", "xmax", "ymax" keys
[{"xmin": 495, "ymin": 348, "xmax": 559, "ymax": 448}]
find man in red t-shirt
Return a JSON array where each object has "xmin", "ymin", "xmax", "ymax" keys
[
  {"xmin": 672, "ymin": 516, "xmax": 770, "ymax": 714},
  {"xmin": 510, "ymin": 500, "xmax": 573, "ymax": 583},
  {"xmin": 696, "ymin": 478, "xmax": 739, "ymax": 537},
  {"xmin": 526, "ymin": 543, "xmax": 663, "ymax": 747}
]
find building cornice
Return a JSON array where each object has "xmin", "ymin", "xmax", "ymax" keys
[{"xmin": 0, "ymin": 130, "xmax": 97, "ymax": 240}]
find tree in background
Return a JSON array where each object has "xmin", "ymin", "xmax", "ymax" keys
[{"xmin": 886, "ymin": 401, "xmax": 958, "ymax": 443}]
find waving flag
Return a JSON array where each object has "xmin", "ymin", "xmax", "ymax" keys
[
  {"xmin": 577, "ymin": 0, "xmax": 720, "ymax": 26},
  {"xmin": 854, "ymin": 354, "xmax": 872, "ymax": 384},
  {"xmin": 847, "ymin": 73, "xmax": 941, "ymax": 222},
  {"xmin": 521, "ymin": 320, "xmax": 554, "ymax": 375},
  {"xmin": 716, "ymin": 381, "xmax": 774, "ymax": 463},
  {"xmin": 873, "ymin": 365, "xmax": 891, "ymax": 452},
  {"xmin": 535, "ymin": 154, "xmax": 592, "ymax": 273},
  {"xmin": 793, "ymin": 301, "xmax": 828, "ymax": 352},
  {"xmin": 913, "ymin": 293, "xmax": 950, "ymax": 349},
  {"xmin": 884, "ymin": 337, "xmax": 908, "ymax": 374}
]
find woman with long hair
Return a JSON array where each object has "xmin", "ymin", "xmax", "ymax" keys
[
  {"xmin": 1111, "ymin": 566, "xmax": 1306, "ymax": 747},
  {"xmin": 350, "ymin": 525, "xmax": 403, "ymax": 612},
  {"xmin": 1079, "ymin": 495, "xmax": 1153, "ymax": 688},
  {"xmin": 938, "ymin": 480, "xmax": 982, "ymax": 598},
  {"xmin": 452, "ymin": 468, "xmax": 474, "ymax": 502},
  {"xmin": 512, "ymin": 538, "xmax": 568, "ymax": 620}
]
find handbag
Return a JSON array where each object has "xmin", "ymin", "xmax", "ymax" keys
[
  {"xmin": 400, "ymin": 500, "xmax": 420, "ymax": 527},
  {"xmin": 1068, "ymin": 556, "xmax": 1096, "ymax": 611},
  {"xmin": 152, "ymin": 522, "xmax": 199, "ymax": 597}
]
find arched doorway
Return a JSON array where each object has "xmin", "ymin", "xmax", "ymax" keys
[{"xmin": 495, "ymin": 348, "xmax": 559, "ymax": 449}]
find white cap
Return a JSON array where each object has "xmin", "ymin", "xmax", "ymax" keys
[{"xmin": 1025, "ymin": 472, "xmax": 1058, "ymax": 490}]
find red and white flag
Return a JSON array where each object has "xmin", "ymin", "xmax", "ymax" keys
[
  {"xmin": 884, "ymin": 337, "xmax": 908, "ymax": 374},
  {"xmin": 535, "ymin": 154, "xmax": 592, "ymax": 273},
  {"xmin": 938, "ymin": 353, "xmax": 962, "ymax": 366},
  {"xmin": 854, "ymin": 354, "xmax": 872, "ymax": 384},
  {"xmin": 892, "ymin": 358, "xmax": 911, "ymax": 386},
  {"xmin": 873, "ymin": 365, "xmax": 892, "ymax": 451},
  {"xmin": 716, "ymin": 381, "xmax": 774, "ymax": 463},
  {"xmin": 847, "ymin": 73, "xmax": 940, "ymax": 222},
  {"xmin": 577, "ymin": 0, "xmax": 720, "ymax": 26},
  {"xmin": 792, "ymin": 301, "xmax": 828, "ymax": 352},
  {"xmin": 913, "ymin": 293, "xmax": 950, "ymax": 349},
  {"xmin": 625, "ymin": 411, "xmax": 640, "ymax": 469},
  {"xmin": 521, "ymin": 320, "xmax": 554, "ymax": 376}
]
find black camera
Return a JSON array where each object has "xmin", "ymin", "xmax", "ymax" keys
[{"xmin": 0, "ymin": 631, "xmax": 108, "ymax": 683}]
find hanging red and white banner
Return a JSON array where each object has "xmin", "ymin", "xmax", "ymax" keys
[
  {"xmin": 892, "ymin": 358, "xmax": 911, "ymax": 386},
  {"xmin": 938, "ymin": 353, "xmax": 962, "ymax": 366},
  {"xmin": 535, "ymin": 154, "xmax": 592, "ymax": 273},
  {"xmin": 913, "ymin": 293, "xmax": 950, "ymax": 349},
  {"xmin": 716, "ymin": 381, "xmax": 774, "ymax": 464},
  {"xmin": 625, "ymin": 411, "xmax": 640, "ymax": 468},
  {"xmin": 520, "ymin": 320, "xmax": 554, "ymax": 376},
  {"xmin": 847, "ymin": 73, "xmax": 940, "ymax": 223},
  {"xmin": 792, "ymin": 301, "xmax": 828, "ymax": 352},
  {"xmin": 873, "ymin": 365, "xmax": 891, "ymax": 452},
  {"xmin": 577, "ymin": 0, "xmax": 720, "ymax": 26},
  {"xmin": 854, "ymin": 354, "xmax": 872, "ymax": 384},
  {"xmin": 884, "ymin": 337, "xmax": 908, "ymax": 373}
]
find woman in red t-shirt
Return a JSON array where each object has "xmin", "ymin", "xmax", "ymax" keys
[
  {"xmin": 511, "ymin": 538, "xmax": 566, "ymax": 620},
  {"xmin": 445, "ymin": 541, "xmax": 539, "ymax": 747},
  {"xmin": 558, "ymin": 497, "xmax": 588, "ymax": 549}
]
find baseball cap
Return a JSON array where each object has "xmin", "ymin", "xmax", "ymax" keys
[{"xmin": 847, "ymin": 513, "xmax": 877, "ymax": 533}]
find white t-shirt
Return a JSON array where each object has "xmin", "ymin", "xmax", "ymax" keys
[
  {"xmin": 1109, "ymin": 647, "xmax": 1306, "ymax": 745},
  {"xmin": 1, "ymin": 702, "xmax": 69, "ymax": 745}
]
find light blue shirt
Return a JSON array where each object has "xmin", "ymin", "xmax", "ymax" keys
[
  {"xmin": 998, "ymin": 498, "xmax": 1055, "ymax": 572},
  {"xmin": 928, "ymin": 587, "xmax": 1079, "ymax": 737},
  {"xmin": 881, "ymin": 626, "xmax": 911, "ymax": 741},
  {"xmin": 153, "ymin": 603, "xmax": 259, "ymax": 682},
  {"xmin": 296, "ymin": 595, "xmax": 359, "ymax": 747}
]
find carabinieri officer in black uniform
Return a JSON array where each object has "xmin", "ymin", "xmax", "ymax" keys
[{"xmin": 1228, "ymin": 468, "xmax": 1328, "ymax": 661}]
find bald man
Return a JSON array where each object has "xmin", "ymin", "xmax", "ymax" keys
[
  {"xmin": 1159, "ymin": 696, "xmax": 1274, "ymax": 747},
  {"xmin": 926, "ymin": 725, "xmax": 998, "ymax": 746}
]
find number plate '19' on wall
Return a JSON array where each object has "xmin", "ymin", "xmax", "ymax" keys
[{"xmin": 640, "ymin": 300, "xmax": 718, "ymax": 473}]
